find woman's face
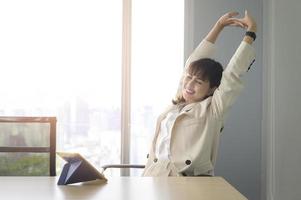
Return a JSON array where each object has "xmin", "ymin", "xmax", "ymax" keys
[{"xmin": 182, "ymin": 72, "xmax": 216, "ymax": 104}]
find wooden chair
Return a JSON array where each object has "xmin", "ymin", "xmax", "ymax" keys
[{"xmin": 0, "ymin": 117, "xmax": 56, "ymax": 176}]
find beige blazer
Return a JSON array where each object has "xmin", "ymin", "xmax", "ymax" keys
[{"xmin": 142, "ymin": 40, "xmax": 256, "ymax": 177}]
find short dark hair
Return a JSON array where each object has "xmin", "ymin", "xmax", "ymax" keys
[
  {"xmin": 172, "ymin": 58, "xmax": 223, "ymax": 105},
  {"xmin": 187, "ymin": 58, "xmax": 223, "ymax": 88}
]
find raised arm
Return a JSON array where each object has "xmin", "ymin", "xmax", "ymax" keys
[
  {"xmin": 240, "ymin": 10, "xmax": 257, "ymax": 44},
  {"xmin": 205, "ymin": 11, "xmax": 245, "ymax": 43},
  {"xmin": 185, "ymin": 12, "xmax": 245, "ymax": 68},
  {"xmin": 206, "ymin": 10, "xmax": 256, "ymax": 44},
  {"xmin": 211, "ymin": 10, "xmax": 257, "ymax": 118}
]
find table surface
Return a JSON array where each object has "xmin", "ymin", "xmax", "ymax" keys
[{"xmin": 0, "ymin": 176, "xmax": 247, "ymax": 200}]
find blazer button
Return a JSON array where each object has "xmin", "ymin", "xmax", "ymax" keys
[
  {"xmin": 153, "ymin": 158, "xmax": 158, "ymax": 163},
  {"xmin": 146, "ymin": 154, "xmax": 149, "ymax": 159},
  {"xmin": 185, "ymin": 160, "xmax": 191, "ymax": 165}
]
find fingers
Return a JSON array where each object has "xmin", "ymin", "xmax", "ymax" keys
[
  {"xmin": 221, "ymin": 10, "xmax": 255, "ymax": 30},
  {"xmin": 228, "ymin": 18, "xmax": 246, "ymax": 25},
  {"xmin": 227, "ymin": 11, "xmax": 239, "ymax": 18},
  {"xmin": 227, "ymin": 18, "xmax": 248, "ymax": 28},
  {"xmin": 230, "ymin": 21, "xmax": 246, "ymax": 28},
  {"xmin": 234, "ymin": 18, "xmax": 248, "ymax": 26}
]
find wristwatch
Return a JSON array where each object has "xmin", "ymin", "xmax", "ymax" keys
[{"xmin": 245, "ymin": 31, "xmax": 256, "ymax": 41}]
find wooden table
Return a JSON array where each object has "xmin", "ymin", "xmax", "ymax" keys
[{"xmin": 0, "ymin": 176, "xmax": 247, "ymax": 200}]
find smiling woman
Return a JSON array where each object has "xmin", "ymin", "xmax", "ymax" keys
[{"xmin": 181, "ymin": 58, "xmax": 223, "ymax": 104}]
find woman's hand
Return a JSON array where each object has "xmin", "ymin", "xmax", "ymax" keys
[
  {"xmin": 205, "ymin": 11, "xmax": 244, "ymax": 43},
  {"xmin": 237, "ymin": 10, "xmax": 257, "ymax": 32},
  {"xmin": 205, "ymin": 11, "xmax": 256, "ymax": 44},
  {"xmin": 237, "ymin": 10, "xmax": 257, "ymax": 44},
  {"xmin": 216, "ymin": 11, "xmax": 246, "ymax": 29}
]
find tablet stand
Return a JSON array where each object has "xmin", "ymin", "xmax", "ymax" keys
[{"xmin": 57, "ymin": 153, "xmax": 106, "ymax": 185}]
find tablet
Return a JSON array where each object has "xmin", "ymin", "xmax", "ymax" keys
[{"xmin": 57, "ymin": 152, "xmax": 107, "ymax": 185}]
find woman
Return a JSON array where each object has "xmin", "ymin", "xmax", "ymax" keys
[{"xmin": 142, "ymin": 10, "xmax": 257, "ymax": 176}]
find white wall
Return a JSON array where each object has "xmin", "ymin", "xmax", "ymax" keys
[
  {"xmin": 264, "ymin": 0, "xmax": 301, "ymax": 199},
  {"xmin": 186, "ymin": 0, "xmax": 301, "ymax": 199},
  {"xmin": 185, "ymin": 1, "xmax": 262, "ymax": 199}
]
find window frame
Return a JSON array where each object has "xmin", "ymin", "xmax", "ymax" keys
[{"xmin": 120, "ymin": 0, "xmax": 188, "ymax": 176}]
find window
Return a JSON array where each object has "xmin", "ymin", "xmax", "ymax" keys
[
  {"xmin": 0, "ymin": 0, "xmax": 184, "ymax": 176},
  {"xmin": 130, "ymin": 0, "xmax": 184, "ymax": 175}
]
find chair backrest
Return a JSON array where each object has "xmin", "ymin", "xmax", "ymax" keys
[{"xmin": 0, "ymin": 117, "xmax": 56, "ymax": 176}]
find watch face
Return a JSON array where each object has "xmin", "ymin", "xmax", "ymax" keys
[{"xmin": 246, "ymin": 31, "xmax": 256, "ymax": 40}]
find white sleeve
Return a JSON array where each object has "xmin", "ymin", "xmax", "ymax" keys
[
  {"xmin": 211, "ymin": 41, "xmax": 256, "ymax": 118},
  {"xmin": 184, "ymin": 39, "xmax": 216, "ymax": 69}
]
